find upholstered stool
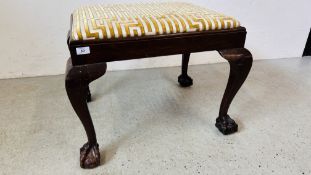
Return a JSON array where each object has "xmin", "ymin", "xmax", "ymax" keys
[{"xmin": 65, "ymin": 2, "xmax": 252, "ymax": 168}]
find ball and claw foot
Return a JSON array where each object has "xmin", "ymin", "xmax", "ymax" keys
[
  {"xmin": 80, "ymin": 142, "xmax": 100, "ymax": 169},
  {"xmin": 178, "ymin": 74, "xmax": 193, "ymax": 87},
  {"xmin": 215, "ymin": 115, "xmax": 238, "ymax": 135},
  {"xmin": 86, "ymin": 88, "xmax": 91, "ymax": 102}
]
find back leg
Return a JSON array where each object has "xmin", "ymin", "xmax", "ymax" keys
[
  {"xmin": 178, "ymin": 53, "xmax": 193, "ymax": 87},
  {"xmin": 86, "ymin": 85, "xmax": 91, "ymax": 102}
]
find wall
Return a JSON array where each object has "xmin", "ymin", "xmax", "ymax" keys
[{"xmin": 0, "ymin": 0, "xmax": 310, "ymax": 79}]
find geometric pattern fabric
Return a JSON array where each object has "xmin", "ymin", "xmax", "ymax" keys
[{"xmin": 71, "ymin": 2, "xmax": 240, "ymax": 41}]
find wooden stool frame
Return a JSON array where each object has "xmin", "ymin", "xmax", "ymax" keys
[{"xmin": 65, "ymin": 15, "xmax": 253, "ymax": 168}]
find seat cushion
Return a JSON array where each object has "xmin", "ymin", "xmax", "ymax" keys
[{"xmin": 71, "ymin": 2, "xmax": 240, "ymax": 41}]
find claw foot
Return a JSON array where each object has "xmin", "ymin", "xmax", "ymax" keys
[
  {"xmin": 178, "ymin": 74, "xmax": 193, "ymax": 87},
  {"xmin": 80, "ymin": 142, "xmax": 100, "ymax": 169},
  {"xmin": 215, "ymin": 115, "xmax": 238, "ymax": 135}
]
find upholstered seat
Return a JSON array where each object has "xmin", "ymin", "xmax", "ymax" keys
[{"xmin": 71, "ymin": 2, "xmax": 240, "ymax": 41}]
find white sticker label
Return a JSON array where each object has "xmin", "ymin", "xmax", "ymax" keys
[{"xmin": 76, "ymin": 47, "xmax": 90, "ymax": 55}]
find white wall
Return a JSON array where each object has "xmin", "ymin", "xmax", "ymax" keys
[{"xmin": 0, "ymin": 0, "xmax": 310, "ymax": 79}]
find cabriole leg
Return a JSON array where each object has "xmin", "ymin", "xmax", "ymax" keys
[
  {"xmin": 216, "ymin": 48, "xmax": 253, "ymax": 135},
  {"xmin": 65, "ymin": 58, "xmax": 107, "ymax": 168}
]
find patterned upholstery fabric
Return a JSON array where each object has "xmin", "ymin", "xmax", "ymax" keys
[{"xmin": 71, "ymin": 2, "xmax": 240, "ymax": 41}]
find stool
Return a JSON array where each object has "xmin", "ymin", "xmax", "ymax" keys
[{"xmin": 65, "ymin": 2, "xmax": 253, "ymax": 169}]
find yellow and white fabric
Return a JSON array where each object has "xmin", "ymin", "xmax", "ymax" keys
[{"xmin": 71, "ymin": 2, "xmax": 240, "ymax": 41}]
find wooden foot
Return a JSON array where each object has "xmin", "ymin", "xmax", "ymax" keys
[
  {"xmin": 178, "ymin": 53, "xmax": 193, "ymax": 87},
  {"xmin": 215, "ymin": 115, "xmax": 238, "ymax": 135},
  {"xmin": 216, "ymin": 48, "xmax": 253, "ymax": 135},
  {"xmin": 65, "ymin": 58, "xmax": 107, "ymax": 168},
  {"xmin": 80, "ymin": 142, "xmax": 100, "ymax": 168}
]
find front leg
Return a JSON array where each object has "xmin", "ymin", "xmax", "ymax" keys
[
  {"xmin": 65, "ymin": 58, "xmax": 107, "ymax": 168},
  {"xmin": 216, "ymin": 48, "xmax": 253, "ymax": 135}
]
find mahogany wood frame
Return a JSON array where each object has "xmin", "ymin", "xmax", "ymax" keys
[{"xmin": 65, "ymin": 18, "xmax": 253, "ymax": 168}]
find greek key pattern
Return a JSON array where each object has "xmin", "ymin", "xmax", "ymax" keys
[{"xmin": 71, "ymin": 2, "xmax": 240, "ymax": 41}]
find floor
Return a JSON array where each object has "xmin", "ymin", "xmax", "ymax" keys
[{"xmin": 0, "ymin": 57, "xmax": 311, "ymax": 175}]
